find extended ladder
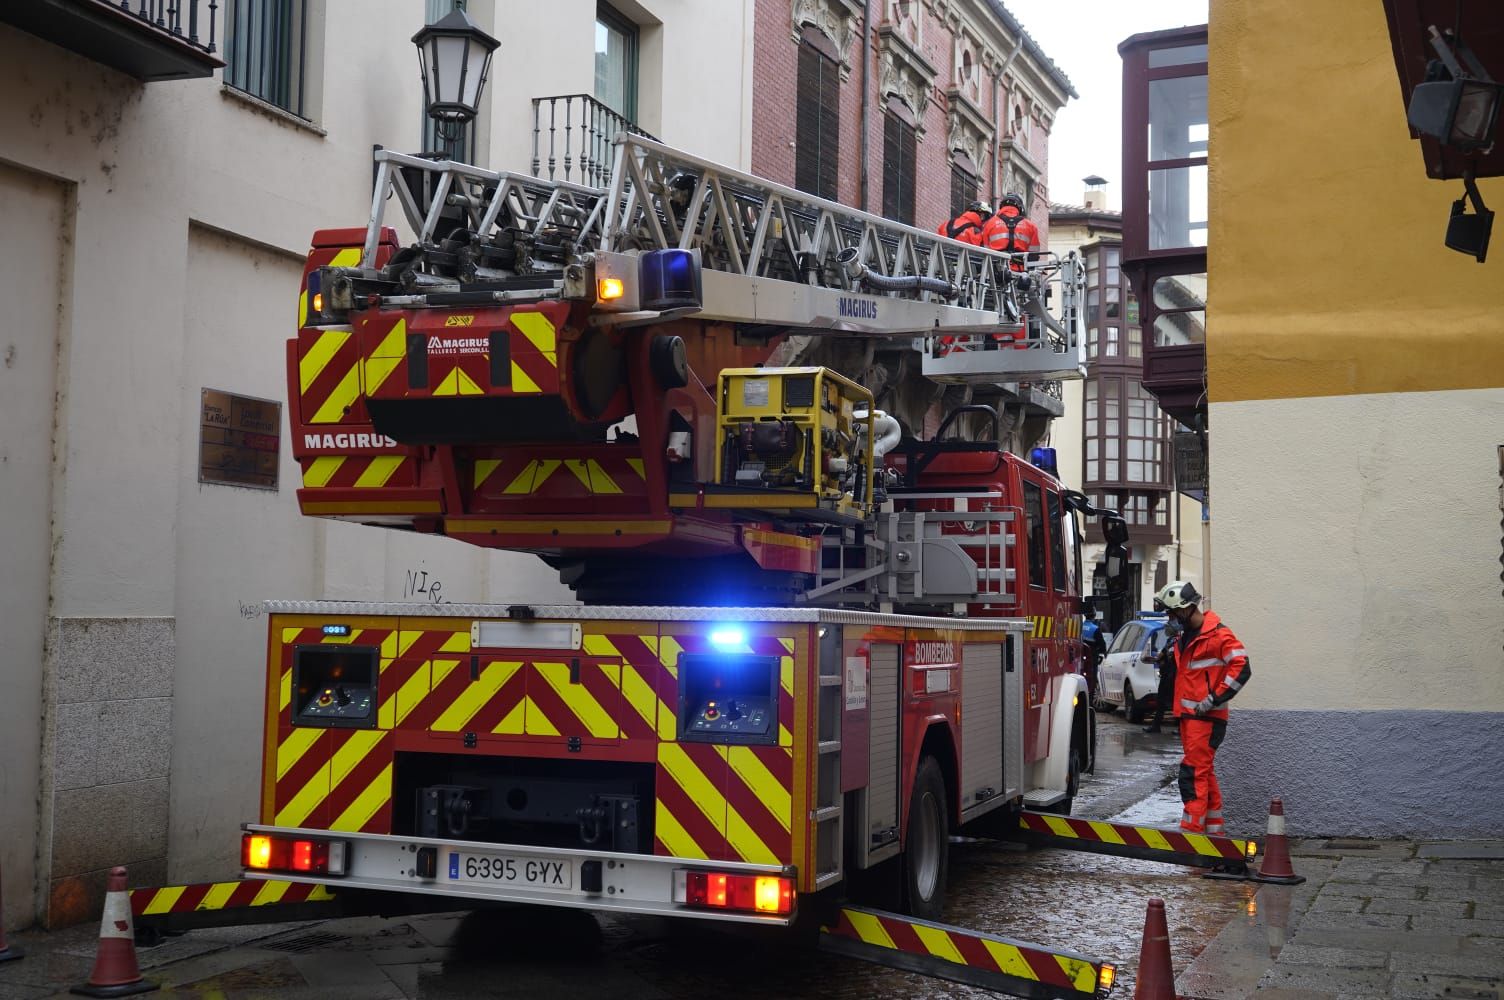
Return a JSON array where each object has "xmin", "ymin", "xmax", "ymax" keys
[{"xmin": 347, "ymin": 138, "xmax": 1083, "ymax": 380}]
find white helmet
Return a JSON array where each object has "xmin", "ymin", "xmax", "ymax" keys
[{"xmin": 1155, "ymin": 580, "xmax": 1201, "ymax": 610}]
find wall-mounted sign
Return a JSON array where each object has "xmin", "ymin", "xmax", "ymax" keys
[
  {"xmin": 1173, "ymin": 430, "xmax": 1206, "ymax": 501},
  {"xmin": 200, "ymin": 389, "xmax": 280, "ymax": 490}
]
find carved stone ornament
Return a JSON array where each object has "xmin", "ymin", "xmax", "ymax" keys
[
  {"xmin": 877, "ymin": 24, "xmax": 938, "ymax": 131},
  {"xmin": 946, "ymin": 87, "xmax": 992, "ymax": 175},
  {"xmin": 791, "ymin": 0, "xmax": 865, "ymax": 80}
]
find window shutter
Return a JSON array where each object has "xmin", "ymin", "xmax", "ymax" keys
[
  {"xmin": 883, "ymin": 114, "xmax": 916, "ymax": 226},
  {"xmin": 796, "ymin": 41, "xmax": 840, "ymax": 201},
  {"xmin": 882, "ymin": 114, "xmax": 901, "ymax": 221}
]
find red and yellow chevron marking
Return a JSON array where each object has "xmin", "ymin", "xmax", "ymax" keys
[
  {"xmin": 507, "ymin": 310, "xmax": 560, "ymax": 395},
  {"xmin": 1018, "ymin": 811, "xmax": 1253, "ymax": 863},
  {"xmin": 269, "ymin": 623, "xmax": 399, "ymax": 833},
  {"xmin": 821, "ymin": 907, "xmax": 1104, "ymax": 999},
  {"xmin": 297, "ymin": 327, "xmax": 364, "ymax": 425},
  {"xmin": 130, "ymin": 880, "xmax": 335, "ymax": 918},
  {"xmin": 651, "ymin": 633, "xmax": 797, "ymax": 866},
  {"xmin": 300, "ymin": 455, "xmax": 415, "ymax": 490},
  {"xmin": 472, "ymin": 453, "xmax": 647, "ymax": 499}
]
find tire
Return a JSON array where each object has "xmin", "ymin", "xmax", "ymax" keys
[
  {"xmin": 902, "ymin": 756, "xmax": 950, "ymax": 920},
  {"xmin": 1125, "ymin": 681, "xmax": 1146, "ymax": 723},
  {"xmin": 1056, "ymin": 747, "xmax": 1082, "ymax": 817}
]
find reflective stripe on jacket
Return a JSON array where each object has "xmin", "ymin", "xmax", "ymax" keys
[
  {"xmin": 980, "ymin": 209, "xmax": 1040, "ymax": 253},
  {"xmin": 1171, "ymin": 610, "xmax": 1250, "ymax": 721}
]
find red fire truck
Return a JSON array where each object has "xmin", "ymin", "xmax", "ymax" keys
[{"xmin": 243, "ymin": 137, "xmax": 1128, "ymax": 934}]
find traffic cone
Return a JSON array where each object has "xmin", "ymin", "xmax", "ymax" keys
[
  {"xmin": 1252, "ymin": 799, "xmax": 1306, "ymax": 885},
  {"xmin": 70, "ymin": 867, "xmax": 157, "ymax": 997},
  {"xmin": 1133, "ymin": 897, "xmax": 1178, "ymax": 1000},
  {"xmin": 0, "ymin": 857, "xmax": 22, "ymax": 963}
]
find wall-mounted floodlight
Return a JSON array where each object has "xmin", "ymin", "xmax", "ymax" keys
[{"xmin": 1407, "ymin": 26, "xmax": 1499, "ymax": 263}]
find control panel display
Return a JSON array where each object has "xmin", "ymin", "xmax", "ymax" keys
[
  {"xmin": 687, "ymin": 695, "xmax": 774, "ymax": 737},
  {"xmin": 677, "ymin": 652, "xmax": 780, "ymax": 746},
  {"xmin": 292, "ymin": 645, "xmax": 378, "ymax": 728}
]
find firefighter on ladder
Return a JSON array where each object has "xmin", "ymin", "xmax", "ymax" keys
[
  {"xmin": 1156, "ymin": 581, "xmax": 1252, "ymax": 835},
  {"xmin": 980, "ymin": 192, "xmax": 1042, "ymax": 348},
  {"xmin": 937, "ymin": 200, "xmax": 991, "ymax": 245}
]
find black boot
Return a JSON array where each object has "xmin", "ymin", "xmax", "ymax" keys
[{"xmin": 1142, "ymin": 723, "xmax": 1163, "ymax": 733}]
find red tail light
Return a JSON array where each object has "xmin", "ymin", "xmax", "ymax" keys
[
  {"xmin": 241, "ymin": 833, "xmax": 347, "ymax": 876},
  {"xmin": 674, "ymin": 870, "xmax": 794, "ymax": 915}
]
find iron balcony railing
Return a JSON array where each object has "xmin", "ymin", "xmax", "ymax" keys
[
  {"xmin": 117, "ymin": 0, "xmax": 220, "ymax": 54},
  {"xmin": 531, "ymin": 93, "xmax": 656, "ymax": 188}
]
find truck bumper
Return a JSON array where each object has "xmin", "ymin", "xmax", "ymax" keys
[{"xmin": 242, "ymin": 824, "xmax": 799, "ymax": 926}]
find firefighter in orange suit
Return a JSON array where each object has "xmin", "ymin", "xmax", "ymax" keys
[
  {"xmin": 981, "ymin": 192, "xmax": 1043, "ymax": 347},
  {"xmin": 980, "ymin": 191, "xmax": 1041, "ymax": 260},
  {"xmin": 937, "ymin": 200, "xmax": 990, "ymax": 245},
  {"xmin": 1156, "ymin": 580, "xmax": 1252, "ymax": 835}
]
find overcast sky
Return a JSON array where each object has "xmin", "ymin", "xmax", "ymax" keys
[{"xmin": 1008, "ymin": 0, "xmax": 1208, "ymax": 212}]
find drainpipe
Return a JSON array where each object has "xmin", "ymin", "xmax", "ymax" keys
[
  {"xmin": 859, "ymin": 0, "xmax": 872, "ymax": 211},
  {"xmin": 992, "ymin": 33, "xmax": 1024, "ymax": 200}
]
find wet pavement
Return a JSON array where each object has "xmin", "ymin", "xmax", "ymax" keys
[{"xmin": 10, "ymin": 713, "xmax": 1487, "ymax": 999}]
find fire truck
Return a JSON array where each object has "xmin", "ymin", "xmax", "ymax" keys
[{"xmin": 243, "ymin": 136, "xmax": 1131, "ymax": 945}]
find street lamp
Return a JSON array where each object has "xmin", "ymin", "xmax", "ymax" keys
[{"xmin": 412, "ymin": 7, "xmax": 500, "ymax": 141}]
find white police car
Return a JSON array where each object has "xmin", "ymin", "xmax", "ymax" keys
[{"xmin": 1096, "ymin": 614, "xmax": 1174, "ymax": 723}]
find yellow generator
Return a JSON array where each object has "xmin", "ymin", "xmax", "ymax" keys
[{"xmin": 712, "ymin": 367, "xmax": 875, "ymax": 520}]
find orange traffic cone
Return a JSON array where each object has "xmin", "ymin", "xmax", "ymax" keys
[
  {"xmin": 1252, "ymin": 799, "xmax": 1306, "ymax": 885},
  {"xmin": 1133, "ymin": 897, "xmax": 1178, "ymax": 1000},
  {"xmin": 0, "ymin": 857, "xmax": 22, "ymax": 963},
  {"xmin": 70, "ymin": 867, "xmax": 157, "ymax": 997}
]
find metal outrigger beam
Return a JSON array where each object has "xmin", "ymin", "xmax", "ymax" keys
[
  {"xmin": 819, "ymin": 905, "xmax": 1115, "ymax": 998},
  {"xmin": 1014, "ymin": 811, "xmax": 1258, "ymax": 878}
]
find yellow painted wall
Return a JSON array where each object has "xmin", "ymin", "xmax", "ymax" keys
[{"xmin": 1209, "ymin": 0, "xmax": 1504, "ymax": 403}]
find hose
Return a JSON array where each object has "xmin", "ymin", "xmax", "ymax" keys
[
  {"xmin": 855, "ymin": 409, "xmax": 903, "ymax": 459},
  {"xmin": 836, "ymin": 248, "xmax": 958, "ymax": 299}
]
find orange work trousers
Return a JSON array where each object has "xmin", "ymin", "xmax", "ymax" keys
[{"xmin": 1177, "ymin": 717, "xmax": 1227, "ymax": 834}]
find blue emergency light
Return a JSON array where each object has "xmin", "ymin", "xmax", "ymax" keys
[
  {"xmin": 640, "ymin": 248, "xmax": 703, "ymax": 311},
  {"xmin": 322, "ymin": 624, "xmax": 352, "ymax": 637},
  {"xmin": 708, "ymin": 626, "xmax": 747, "ymax": 650},
  {"xmin": 1030, "ymin": 447, "xmax": 1059, "ymax": 478}
]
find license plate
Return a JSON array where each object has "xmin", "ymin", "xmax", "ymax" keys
[{"xmin": 447, "ymin": 851, "xmax": 573, "ymax": 889}]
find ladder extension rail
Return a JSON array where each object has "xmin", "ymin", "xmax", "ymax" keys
[
  {"xmin": 360, "ymin": 148, "xmax": 607, "ymax": 269},
  {"xmin": 597, "ymin": 134, "xmax": 1076, "ymax": 323}
]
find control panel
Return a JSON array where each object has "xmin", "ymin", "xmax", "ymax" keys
[
  {"xmin": 677, "ymin": 652, "xmax": 780, "ymax": 746},
  {"xmin": 686, "ymin": 695, "xmax": 774, "ymax": 737},
  {"xmin": 298, "ymin": 683, "xmax": 375, "ymax": 722},
  {"xmin": 292, "ymin": 645, "xmax": 378, "ymax": 728}
]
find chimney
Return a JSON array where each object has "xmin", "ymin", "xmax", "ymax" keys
[{"xmin": 1083, "ymin": 174, "xmax": 1108, "ymax": 211}]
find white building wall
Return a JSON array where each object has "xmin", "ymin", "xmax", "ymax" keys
[{"xmin": 0, "ymin": 0, "xmax": 750, "ymax": 928}]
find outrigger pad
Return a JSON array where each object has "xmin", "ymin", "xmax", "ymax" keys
[{"xmin": 819, "ymin": 905, "xmax": 1111, "ymax": 1000}]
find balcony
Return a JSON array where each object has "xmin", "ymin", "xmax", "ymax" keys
[
  {"xmin": 1119, "ymin": 24, "xmax": 1208, "ymax": 427},
  {"xmin": 1, "ymin": 0, "xmax": 223, "ymax": 81},
  {"xmin": 531, "ymin": 94, "xmax": 655, "ymax": 189}
]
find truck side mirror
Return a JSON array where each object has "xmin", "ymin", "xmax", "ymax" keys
[
  {"xmin": 1102, "ymin": 516, "xmax": 1129, "ymax": 547},
  {"xmin": 1104, "ymin": 542, "xmax": 1129, "ymax": 595}
]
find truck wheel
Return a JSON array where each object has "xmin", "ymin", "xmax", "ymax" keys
[
  {"xmin": 1125, "ymin": 682, "xmax": 1146, "ymax": 723},
  {"xmin": 1056, "ymin": 747, "xmax": 1082, "ymax": 816},
  {"xmin": 902, "ymin": 756, "xmax": 949, "ymax": 920}
]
